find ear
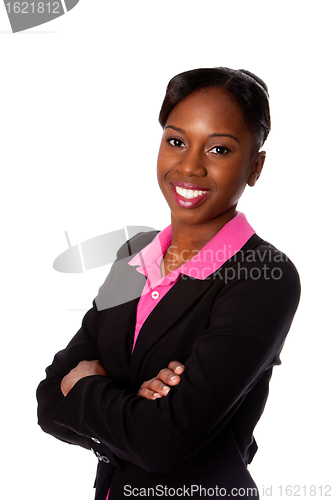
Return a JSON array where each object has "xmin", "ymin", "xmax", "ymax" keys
[{"xmin": 247, "ymin": 151, "xmax": 266, "ymax": 187}]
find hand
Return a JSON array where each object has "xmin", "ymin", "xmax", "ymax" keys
[
  {"xmin": 61, "ymin": 360, "xmax": 107, "ymax": 397},
  {"xmin": 137, "ymin": 361, "xmax": 185, "ymax": 400}
]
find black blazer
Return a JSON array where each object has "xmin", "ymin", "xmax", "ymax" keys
[{"xmin": 37, "ymin": 231, "xmax": 300, "ymax": 499}]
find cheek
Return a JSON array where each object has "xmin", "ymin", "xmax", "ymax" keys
[
  {"xmin": 156, "ymin": 158, "xmax": 164, "ymax": 183},
  {"xmin": 156, "ymin": 158, "xmax": 168, "ymax": 194},
  {"xmin": 156, "ymin": 147, "xmax": 172, "ymax": 184},
  {"xmin": 211, "ymin": 162, "xmax": 249, "ymax": 196},
  {"xmin": 156, "ymin": 149, "xmax": 164, "ymax": 177}
]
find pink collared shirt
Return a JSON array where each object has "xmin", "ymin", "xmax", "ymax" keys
[{"xmin": 105, "ymin": 212, "xmax": 255, "ymax": 499}]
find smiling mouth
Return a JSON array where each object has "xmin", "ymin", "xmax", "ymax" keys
[
  {"xmin": 170, "ymin": 183, "xmax": 211, "ymax": 208},
  {"xmin": 174, "ymin": 185, "xmax": 209, "ymax": 199}
]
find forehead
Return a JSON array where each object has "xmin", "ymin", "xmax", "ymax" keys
[{"xmin": 165, "ymin": 88, "xmax": 249, "ymax": 136}]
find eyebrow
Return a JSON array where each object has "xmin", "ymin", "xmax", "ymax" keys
[
  {"xmin": 165, "ymin": 125, "xmax": 187, "ymax": 134},
  {"xmin": 208, "ymin": 132, "xmax": 240, "ymax": 144},
  {"xmin": 165, "ymin": 125, "xmax": 240, "ymax": 144}
]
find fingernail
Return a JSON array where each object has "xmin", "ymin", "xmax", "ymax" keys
[
  {"xmin": 153, "ymin": 393, "xmax": 162, "ymax": 399},
  {"xmin": 162, "ymin": 386, "xmax": 170, "ymax": 393},
  {"xmin": 170, "ymin": 375, "xmax": 179, "ymax": 381}
]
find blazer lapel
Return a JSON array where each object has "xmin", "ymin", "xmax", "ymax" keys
[{"xmin": 130, "ymin": 276, "xmax": 213, "ymax": 375}]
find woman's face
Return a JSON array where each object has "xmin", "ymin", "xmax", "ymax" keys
[{"xmin": 157, "ymin": 88, "xmax": 265, "ymax": 229}]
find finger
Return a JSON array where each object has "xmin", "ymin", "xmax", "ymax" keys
[
  {"xmin": 142, "ymin": 378, "xmax": 170, "ymax": 396},
  {"xmin": 140, "ymin": 378, "xmax": 170, "ymax": 396},
  {"xmin": 137, "ymin": 386, "xmax": 163, "ymax": 400},
  {"xmin": 157, "ymin": 368, "xmax": 181, "ymax": 386},
  {"xmin": 168, "ymin": 360, "xmax": 185, "ymax": 375}
]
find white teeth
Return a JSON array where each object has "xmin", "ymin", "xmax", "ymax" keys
[{"xmin": 175, "ymin": 186, "xmax": 207, "ymax": 199}]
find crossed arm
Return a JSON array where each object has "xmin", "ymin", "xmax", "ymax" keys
[
  {"xmin": 61, "ymin": 359, "xmax": 185, "ymax": 399},
  {"xmin": 38, "ymin": 244, "xmax": 300, "ymax": 475}
]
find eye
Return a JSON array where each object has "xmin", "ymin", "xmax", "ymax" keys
[
  {"xmin": 209, "ymin": 146, "xmax": 230, "ymax": 155},
  {"xmin": 167, "ymin": 138, "xmax": 185, "ymax": 148}
]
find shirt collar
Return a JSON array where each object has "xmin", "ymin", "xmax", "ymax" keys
[{"xmin": 128, "ymin": 212, "xmax": 255, "ymax": 281}]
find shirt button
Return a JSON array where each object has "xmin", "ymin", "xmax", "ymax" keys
[{"xmin": 151, "ymin": 291, "xmax": 159, "ymax": 299}]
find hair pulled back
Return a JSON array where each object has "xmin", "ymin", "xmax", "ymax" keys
[{"xmin": 159, "ymin": 67, "xmax": 271, "ymax": 151}]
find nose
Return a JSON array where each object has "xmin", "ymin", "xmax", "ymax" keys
[{"xmin": 176, "ymin": 149, "xmax": 207, "ymax": 178}]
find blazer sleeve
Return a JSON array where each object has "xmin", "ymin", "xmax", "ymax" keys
[
  {"xmin": 36, "ymin": 253, "xmax": 117, "ymax": 455},
  {"xmin": 36, "ymin": 231, "xmax": 157, "ymax": 459},
  {"xmin": 36, "ymin": 299, "xmax": 104, "ymax": 449},
  {"xmin": 50, "ymin": 249, "xmax": 301, "ymax": 475}
]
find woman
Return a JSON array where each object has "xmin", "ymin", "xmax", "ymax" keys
[{"xmin": 37, "ymin": 67, "xmax": 301, "ymax": 499}]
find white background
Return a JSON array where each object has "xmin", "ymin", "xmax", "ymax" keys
[{"xmin": 1, "ymin": 1, "xmax": 332, "ymax": 498}]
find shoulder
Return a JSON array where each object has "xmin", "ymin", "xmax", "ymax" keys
[
  {"xmin": 226, "ymin": 234, "xmax": 299, "ymax": 279},
  {"xmin": 116, "ymin": 230, "xmax": 160, "ymax": 260},
  {"xmin": 213, "ymin": 234, "xmax": 301, "ymax": 308},
  {"xmin": 248, "ymin": 236, "xmax": 300, "ymax": 284},
  {"xmin": 208, "ymin": 235, "xmax": 301, "ymax": 344}
]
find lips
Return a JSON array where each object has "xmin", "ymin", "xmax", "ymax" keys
[
  {"xmin": 171, "ymin": 181, "xmax": 210, "ymax": 191},
  {"xmin": 170, "ymin": 181, "xmax": 211, "ymax": 208}
]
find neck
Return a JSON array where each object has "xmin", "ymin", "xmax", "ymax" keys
[
  {"xmin": 161, "ymin": 207, "xmax": 237, "ymax": 277},
  {"xmin": 169, "ymin": 207, "xmax": 237, "ymax": 254}
]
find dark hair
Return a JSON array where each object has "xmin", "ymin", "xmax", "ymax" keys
[{"xmin": 159, "ymin": 67, "xmax": 271, "ymax": 151}]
